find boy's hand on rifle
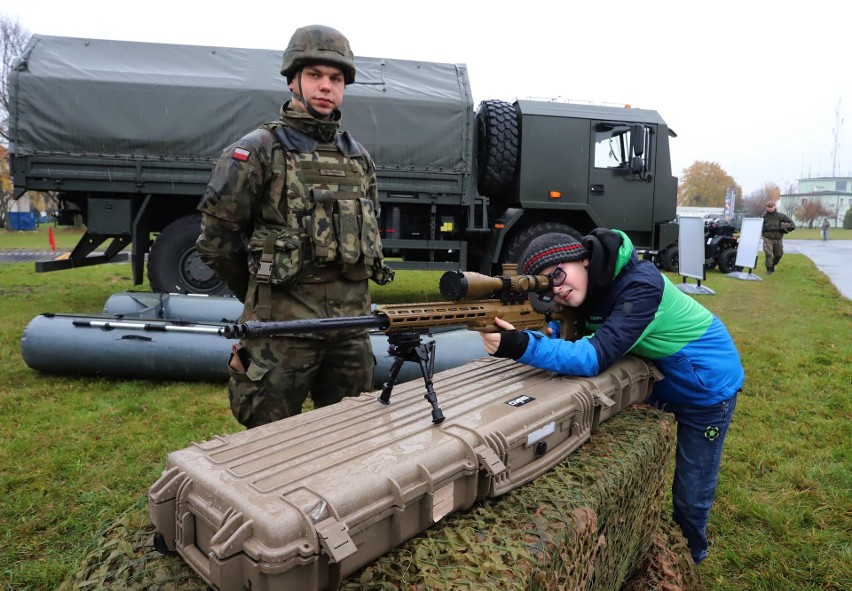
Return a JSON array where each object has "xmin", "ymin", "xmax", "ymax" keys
[
  {"xmin": 481, "ymin": 317, "xmax": 515, "ymax": 354},
  {"xmin": 481, "ymin": 317, "xmax": 529, "ymax": 360}
]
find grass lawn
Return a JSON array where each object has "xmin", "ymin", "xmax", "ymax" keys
[{"xmin": 0, "ymin": 227, "xmax": 850, "ymax": 590}]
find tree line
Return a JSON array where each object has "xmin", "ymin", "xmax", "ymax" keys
[{"xmin": 678, "ymin": 160, "xmax": 849, "ymax": 229}]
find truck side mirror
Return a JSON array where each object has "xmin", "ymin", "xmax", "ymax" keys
[
  {"xmin": 629, "ymin": 125, "xmax": 647, "ymax": 175},
  {"xmin": 631, "ymin": 124, "xmax": 645, "ymax": 157},
  {"xmin": 630, "ymin": 156, "xmax": 644, "ymax": 174}
]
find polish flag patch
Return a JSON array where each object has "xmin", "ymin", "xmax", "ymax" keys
[{"xmin": 231, "ymin": 147, "xmax": 251, "ymax": 162}]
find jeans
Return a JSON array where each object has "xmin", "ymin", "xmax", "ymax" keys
[{"xmin": 647, "ymin": 392, "xmax": 738, "ymax": 564}]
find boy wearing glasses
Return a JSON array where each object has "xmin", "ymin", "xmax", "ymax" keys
[
  {"xmin": 481, "ymin": 229, "xmax": 744, "ymax": 565},
  {"xmin": 761, "ymin": 201, "xmax": 796, "ymax": 274}
]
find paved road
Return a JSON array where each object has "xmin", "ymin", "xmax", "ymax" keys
[
  {"xmin": 784, "ymin": 240, "xmax": 852, "ymax": 300},
  {"xmin": 0, "ymin": 250, "xmax": 63, "ymax": 263}
]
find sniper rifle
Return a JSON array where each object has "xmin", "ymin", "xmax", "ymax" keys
[
  {"xmin": 73, "ymin": 270, "xmax": 578, "ymax": 423},
  {"xmin": 221, "ymin": 270, "xmax": 579, "ymax": 423}
]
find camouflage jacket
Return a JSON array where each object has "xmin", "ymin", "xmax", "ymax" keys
[
  {"xmin": 196, "ymin": 103, "xmax": 389, "ymax": 301},
  {"xmin": 761, "ymin": 210, "xmax": 795, "ymax": 240}
]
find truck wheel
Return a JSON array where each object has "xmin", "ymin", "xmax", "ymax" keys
[
  {"xmin": 717, "ymin": 248, "xmax": 743, "ymax": 273},
  {"xmin": 476, "ymin": 99, "xmax": 519, "ymax": 199},
  {"xmin": 148, "ymin": 214, "xmax": 230, "ymax": 295},
  {"xmin": 660, "ymin": 246, "xmax": 679, "ymax": 273},
  {"xmin": 503, "ymin": 222, "xmax": 584, "ymax": 267}
]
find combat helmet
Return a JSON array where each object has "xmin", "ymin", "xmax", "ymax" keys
[{"xmin": 281, "ymin": 25, "xmax": 356, "ymax": 85}]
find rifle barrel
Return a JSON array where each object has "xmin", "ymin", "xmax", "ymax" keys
[{"xmin": 225, "ymin": 314, "xmax": 390, "ymax": 339}]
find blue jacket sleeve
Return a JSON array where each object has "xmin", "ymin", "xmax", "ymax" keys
[
  {"xmin": 517, "ymin": 270, "xmax": 663, "ymax": 376},
  {"xmin": 517, "ymin": 332, "xmax": 600, "ymax": 376}
]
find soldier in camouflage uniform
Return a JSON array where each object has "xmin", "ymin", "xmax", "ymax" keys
[
  {"xmin": 761, "ymin": 201, "xmax": 795, "ymax": 275},
  {"xmin": 196, "ymin": 24, "xmax": 394, "ymax": 428}
]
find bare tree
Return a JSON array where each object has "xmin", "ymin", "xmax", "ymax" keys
[
  {"xmin": 1, "ymin": 16, "xmax": 30, "ymax": 144},
  {"xmin": 742, "ymin": 183, "xmax": 781, "ymax": 217},
  {"xmin": 0, "ymin": 16, "xmax": 30, "ymax": 227}
]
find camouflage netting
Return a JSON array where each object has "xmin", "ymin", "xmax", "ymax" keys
[
  {"xmin": 622, "ymin": 514, "xmax": 705, "ymax": 591},
  {"xmin": 60, "ymin": 406, "xmax": 701, "ymax": 591}
]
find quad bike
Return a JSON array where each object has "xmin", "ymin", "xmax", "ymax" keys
[{"xmin": 659, "ymin": 219, "xmax": 743, "ymax": 274}]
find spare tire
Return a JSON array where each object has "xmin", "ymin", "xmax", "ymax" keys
[{"xmin": 476, "ymin": 99, "xmax": 520, "ymax": 199}]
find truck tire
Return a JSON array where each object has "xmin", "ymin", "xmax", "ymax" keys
[
  {"xmin": 717, "ymin": 248, "xmax": 743, "ymax": 273},
  {"xmin": 147, "ymin": 214, "xmax": 230, "ymax": 295},
  {"xmin": 476, "ymin": 99, "xmax": 520, "ymax": 199},
  {"xmin": 503, "ymin": 222, "xmax": 584, "ymax": 267},
  {"xmin": 660, "ymin": 246, "xmax": 679, "ymax": 273}
]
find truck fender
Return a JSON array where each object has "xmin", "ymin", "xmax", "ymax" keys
[{"xmin": 479, "ymin": 208, "xmax": 524, "ymax": 274}]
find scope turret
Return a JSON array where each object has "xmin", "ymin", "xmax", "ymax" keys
[{"xmin": 439, "ymin": 270, "xmax": 553, "ymax": 301}]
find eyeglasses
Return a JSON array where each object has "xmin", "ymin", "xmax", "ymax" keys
[
  {"xmin": 539, "ymin": 264, "xmax": 566, "ymax": 303},
  {"xmin": 546, "ymin": 264, "xmax": 567, "ymax": 287},
  {"xmin": 766, "ymin": 205, "xmax": 775, "ymax": 209}
]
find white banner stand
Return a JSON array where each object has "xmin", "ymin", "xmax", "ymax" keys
[
  {"xmin": 727, "ymin": 218, "xmax": 763, "ymax": 281},
  {"xmin": 675, "ymin": 216, "xmax": 715, "ymax": 295}
]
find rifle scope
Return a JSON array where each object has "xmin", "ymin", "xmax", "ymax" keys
[{"xmin": 439, "ymin": 270, "xmax": 553, "ymax": 301}]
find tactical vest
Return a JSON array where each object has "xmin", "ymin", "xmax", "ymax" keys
[{"xmin": 247, "ymin": 123, "xmax": 386, "ymax": 288}]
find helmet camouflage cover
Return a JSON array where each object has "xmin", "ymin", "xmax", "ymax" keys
[{"xmin": 281, "ymin": 24, "xmax": 356, "ymax": 85}]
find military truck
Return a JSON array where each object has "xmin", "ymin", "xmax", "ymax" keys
[{"xmin": 8, "ymin": 35, "xmax": 678, "ymax": 295}]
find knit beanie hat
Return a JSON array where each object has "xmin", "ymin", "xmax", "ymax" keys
[{"xmin": 519, "ymin": 233, "xmax": 590, "ymax": 275}]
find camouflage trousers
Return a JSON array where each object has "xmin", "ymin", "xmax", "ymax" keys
[
  {"xmin": 762, "ymin": 237, "xmax": 784, "ymax": 270},
  {"xmin": 227, "ymin": 276, "xmax": 375, "ymax": 429}
]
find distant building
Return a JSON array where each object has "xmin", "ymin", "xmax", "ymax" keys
[{"xmin": 780, "ymin": 176, "xmax": 851, "ymax": 228}]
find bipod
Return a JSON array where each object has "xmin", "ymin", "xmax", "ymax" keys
[{"xmin": 377, "ymin": 332, "xmax": 445, "ymax": 424}]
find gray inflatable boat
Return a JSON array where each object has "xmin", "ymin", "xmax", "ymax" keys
[{"xmin": 21, "ymin": 292, "xmax": 488, "ymax": 388}]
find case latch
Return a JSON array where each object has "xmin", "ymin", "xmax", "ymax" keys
[
  {"xmin": 592, "ymin": 389, "xmax": 616, "ymax": 408},
  {"xmin": 315, "ymin": 517, "xmax": 357, "ymax": 563},
  {"xmin": 475, "ymin": 445, "xmax": 507, "ymax": 476}
]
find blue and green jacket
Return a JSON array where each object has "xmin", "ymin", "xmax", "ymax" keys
[{"xmin": 517, "ymin": 230, "xmax": 744, "ymax": 405}]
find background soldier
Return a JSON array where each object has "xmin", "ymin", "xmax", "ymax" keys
[
  {"xmin": 761, "ymin": 201, "xmax": 795, "ymax": 275},
  {"xmin": 196, "ymin": 24, "xmax": 393, "ymax": 428}
]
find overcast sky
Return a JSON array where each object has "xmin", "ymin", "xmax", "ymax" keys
[{"xmin": 2, "ymin": 0, "xmax": 848, "ymax": 196}]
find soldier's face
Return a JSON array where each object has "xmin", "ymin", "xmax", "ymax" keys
[
  {"xmin": 540, "ymin": 260, "xmax": 589, "ymax": 307},
  {"xmin": 289, "ymin": 64, "xmax": 345, "ymax": 118}
]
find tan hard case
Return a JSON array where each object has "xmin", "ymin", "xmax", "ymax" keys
[{"xmin": 148, "ymin": 356, "xmax": 657, "ymax": 591}]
